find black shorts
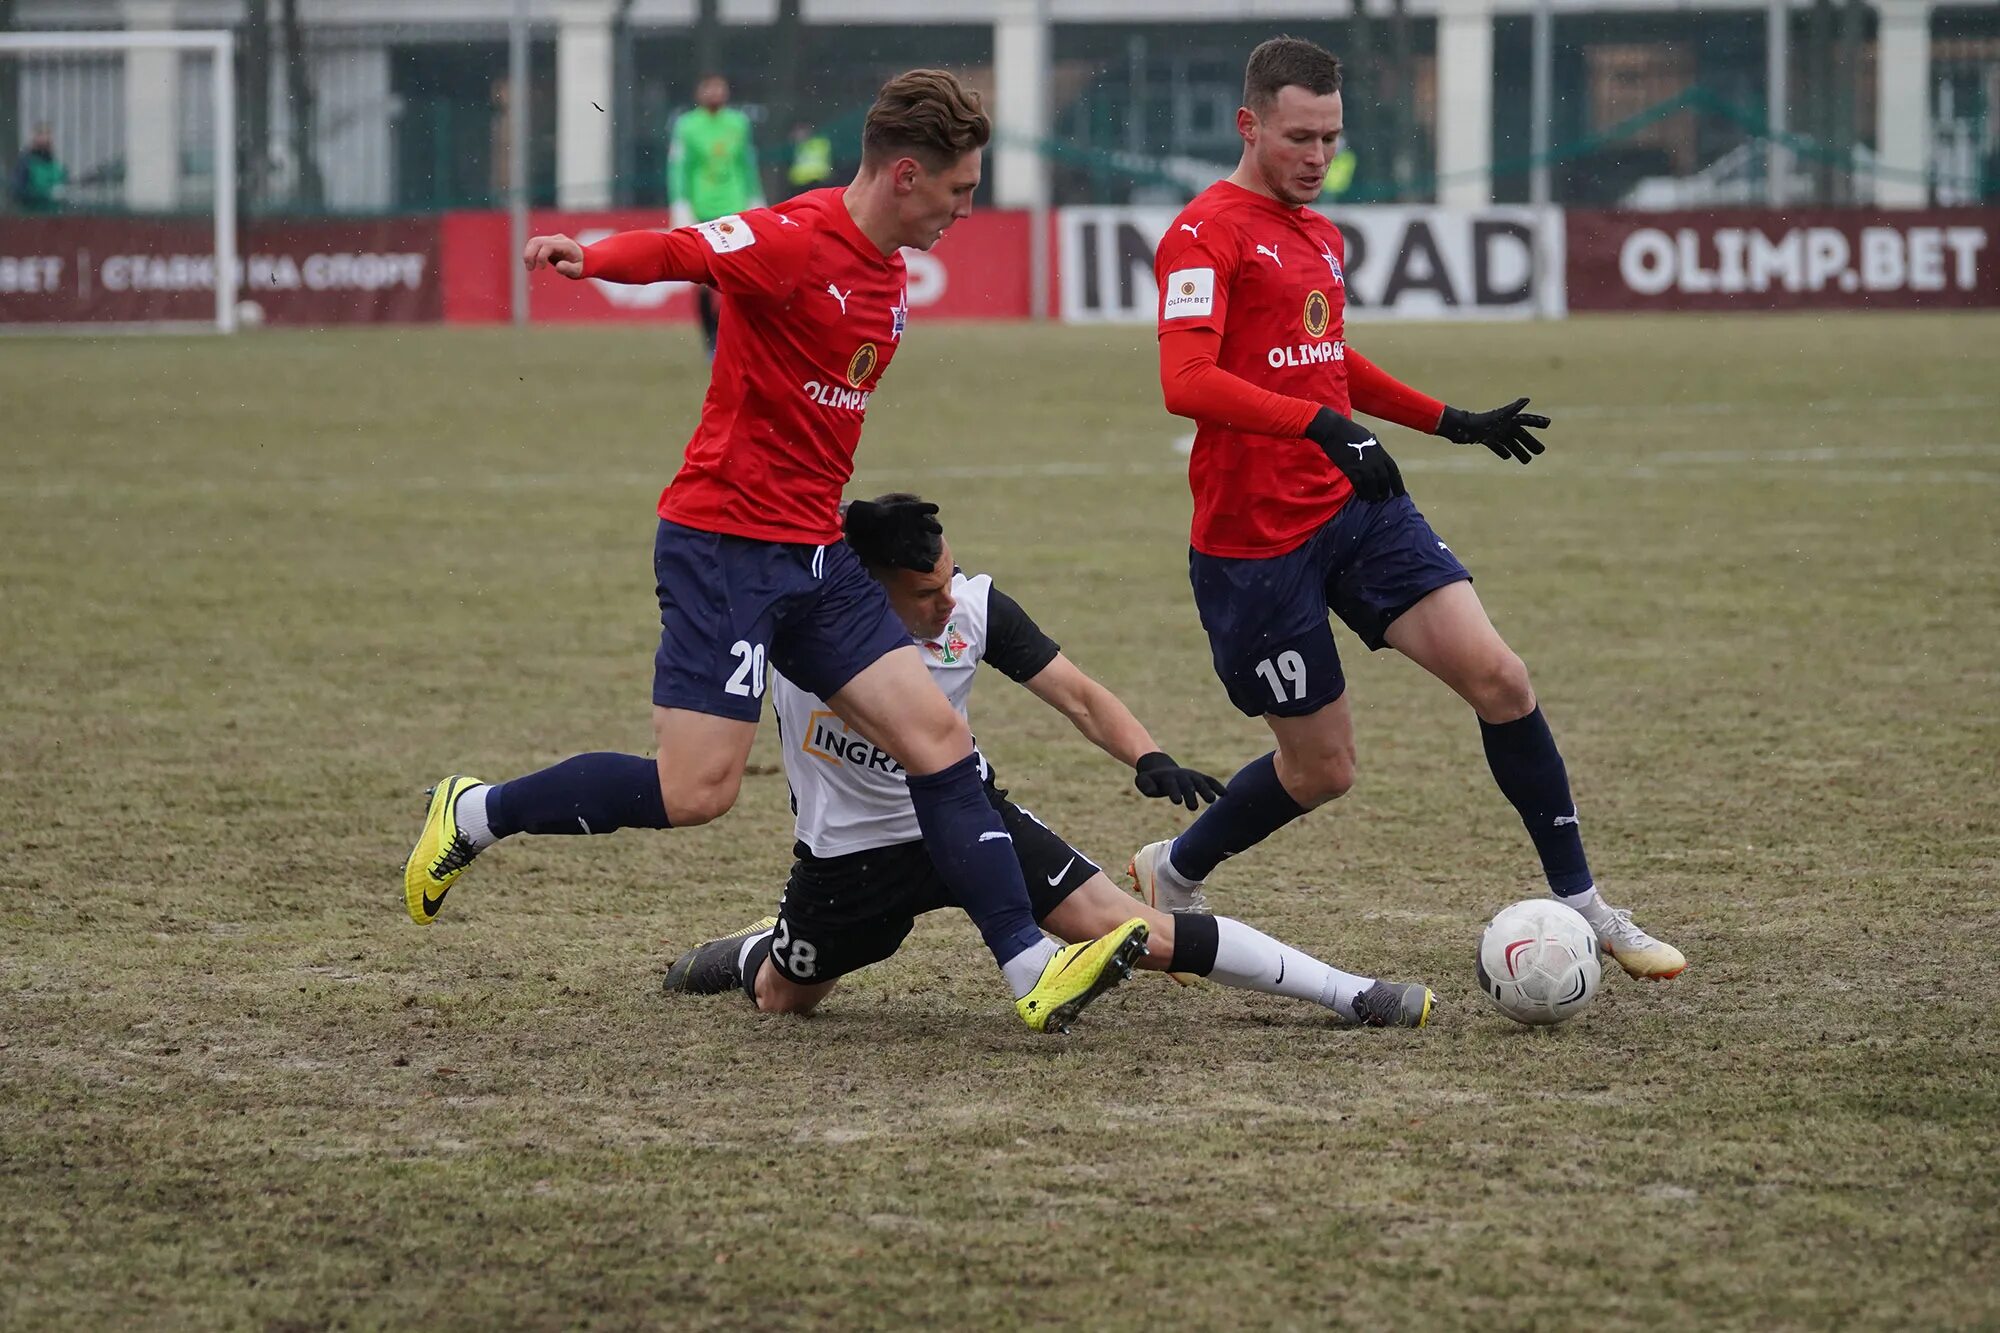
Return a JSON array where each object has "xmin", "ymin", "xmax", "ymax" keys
[{"xmin": 766, "ymin": 792, "xmax": 1100, "ymax": 986}]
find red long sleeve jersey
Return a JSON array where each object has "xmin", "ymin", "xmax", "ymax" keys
[
  {"xmin": 581, "ymin": 187, "xmax": 908, "ymax": 545},
  {"xmin": 1155, "ymin": 180, "xmax": 1443, "ymax": 558}
]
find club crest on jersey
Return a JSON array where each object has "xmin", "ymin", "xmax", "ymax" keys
[
  {"xmin": 1318, "ymin": 244, "xmax": 1344, "ymax": 284},
  {"xmin": 924, "ymin": 622, "xmax": 970, "ymax": 665},
  {"xmin": 847, "ymin": 342, "xmax": 879, "ymax": 387},
  {"xmin": 1303, "ymin": 289, "xmax": 1331, "ymax": 339}
]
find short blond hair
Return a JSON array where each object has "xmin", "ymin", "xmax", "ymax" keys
[{"xmin": 862, "ymin": 69, "xmax": 991, "ymax": 169}]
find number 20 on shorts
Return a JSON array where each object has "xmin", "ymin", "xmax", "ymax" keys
[{"xmin": 725, "ymin": 639, "xmax": 767, "ymax": 698}]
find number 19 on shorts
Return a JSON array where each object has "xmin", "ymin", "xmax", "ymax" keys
[{"xmin": 1254, "ymin": 650, "xmax": 1308, "ymax": 703}]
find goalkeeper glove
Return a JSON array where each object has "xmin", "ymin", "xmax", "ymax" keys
[
  {"xmin": 1437, "ymin": 397, "xmax": 1550, "ymax": 464},
  {"xmin": 841, "ymin": 497, "xmax": 943, "ymax": 572},
  {"xmin": 1303, "ymin": 407, "xmax": 1405, "ymax": 503},
  {"xmin": 1133, "ymin": 752, "xmax": 1227, "ymax": 811}
]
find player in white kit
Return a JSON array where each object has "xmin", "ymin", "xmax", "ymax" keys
[{"xmin": 663, "ymin": 496, "xmax": 1436, "ymax": 1028}]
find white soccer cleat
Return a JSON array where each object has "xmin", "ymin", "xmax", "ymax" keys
[
  {"xmin": 1581, "ymin": 900, "xmax": 1686, "ymax": 980},
  {"xmin": 1128, "ymin": 839, "xmax": 1208, "ymax": 987}
]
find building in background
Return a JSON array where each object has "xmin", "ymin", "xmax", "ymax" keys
[{"xmin": 4, "ymin": 0, "xmax": 1996, "ymax": 215}]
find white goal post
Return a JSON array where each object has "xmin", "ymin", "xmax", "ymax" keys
[{"xmin": 0, "ymin": 29, "xmax": 237, "ymax": 332}]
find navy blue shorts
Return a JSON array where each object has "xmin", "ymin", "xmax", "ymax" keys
[
  {"xmin": 652, "ymin": 520, "xmax": 911, "ymax": 721},
  {"xmin": 1189, "ymin": 495, "xmax": 1471, "ymax": 718}
]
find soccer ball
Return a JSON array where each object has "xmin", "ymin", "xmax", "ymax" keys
[{"xmin": 1476, "ymin": 898, "xmax": 1603, "ymax": 1026}]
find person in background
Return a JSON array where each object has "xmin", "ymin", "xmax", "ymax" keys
[
  {"xmin": 1320, "ymin": 131, "xmax": 1357, "ymax": 199},
  {"xmin": 788, "ymin": 120, "xmax": 834, "ymax": 190},
  {"xmin": 13, "ymin": 124, "xmax": 67, "ymax": 212},
  {"xmin": 667, "ymin": 73, "xmax": 761, "ymax": 358}
]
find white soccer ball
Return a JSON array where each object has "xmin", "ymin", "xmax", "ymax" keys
[
  {"xmin": 1476, "ymin": 898, "xmax": 1602, "ymax": 1026},
  {"xmin": 234, "ymin": 299, "xmax": 266, "ymax": 328}
]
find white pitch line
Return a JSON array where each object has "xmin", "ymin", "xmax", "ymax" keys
[
  {"xmin": 1648, "ymin": 442, "xmax": 2000, "ymax": 464},
  {"xmin": 1554, "ymin": 394, "xmax": 2000, "ymax": 420}
]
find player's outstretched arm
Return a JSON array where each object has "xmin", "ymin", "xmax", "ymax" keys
[
  {"xmin": 1021, "ymin": 655, "xmax": 1224, "ymax": 811},
  {"xmin": 529, "ymin": 224, "xmax": 784, "ymax": 292},
  {"xmin": 522, "ymin": 233, "xmax": 586, "ymax": 279},
  {"xmin": 1436, "ymin": 397, "xmax": 1552, "ymax": 464},
  {"xmin": 1345, "ymin": 344, "xmax": 1551, "ymax": 464}
]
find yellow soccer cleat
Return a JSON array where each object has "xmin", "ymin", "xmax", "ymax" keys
[
  {"xmin": 1016, "ymin": 918, "xmax": 1150, "ymax": 1034},
  {"xmin": 403, "ymin": 774, "xmax": 485, "ymax": 925},
  {"xmin": 1129, "ymin": 840, "xmax": 1204, "ymax": 986}
]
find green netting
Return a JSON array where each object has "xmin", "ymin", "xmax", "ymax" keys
[{"xmin": 1028, "ymin": 85, "xmax": 1983, "ymax": 204}]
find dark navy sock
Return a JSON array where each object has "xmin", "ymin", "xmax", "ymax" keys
[
  {"xmin": 485, "ymin": 752, "xmax": 669, "ymax": 838},
  {"xmin": 1167, "ymin": 752, "xmax": 1308, "ymax": 883},
  {"xmin": 905, "ymin": 754, "xmax": 1044, "ymax": 966},
  {"xmin": 1166, "ymin": 912, "xmax": 1220, "ymax": 977},
  {"xmin": 1480, "ymin": 706, "xmax": 1594, "ymax": 896}
]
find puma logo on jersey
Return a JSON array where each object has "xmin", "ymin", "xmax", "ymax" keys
[
  {"xmin": 1256, "ymin": 244, "xmax": 1283, "ymax": 267},
  {"xmin": 826, "ymin": 283, "xmax": 851, "ymax": 315},
  {"xmin": 1180, "ymin": 221, "xmax": 1205, "ymax": 238}
]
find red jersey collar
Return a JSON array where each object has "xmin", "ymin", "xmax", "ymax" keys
[
  {"xmin": 824, "ymin": 187, "xmax": 902, "ymax": 266},
  {"xmin": 1209, "ymin": 178, "xmax": 1313, "ymax": 220}
]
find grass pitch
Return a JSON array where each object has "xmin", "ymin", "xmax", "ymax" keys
[{"xmin": 3, "ymin": 314, "xmax": 1997, "ymax": 1330}]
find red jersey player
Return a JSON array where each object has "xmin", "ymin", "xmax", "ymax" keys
[
  {"xmin": 401, "ymin": 71, "xmax": 1150, "ymax": 1035},
  {"xmin": 1127, "ymin": 37, "xmax": 1685, "ymax": 983}
]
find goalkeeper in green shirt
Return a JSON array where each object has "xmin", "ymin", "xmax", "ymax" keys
[{"xmin": 667, "ymin": 73, "xmax": 763, "ymax": 357}]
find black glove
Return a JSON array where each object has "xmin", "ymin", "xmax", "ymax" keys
[
  {"xmin": 1437, "ymin": 397, "xmax": 1551, "ymax": 464},
  {"xmin": 1302, "ymin": 407, "xmax": 1405, "ymax": 503},
  {"xmin": 840, "ymin": 497, "xmax": 942, "ymax": 572},
  {"xmin": 1133, "ymin": 751, "xmax": 1227, "ymax": 812}
]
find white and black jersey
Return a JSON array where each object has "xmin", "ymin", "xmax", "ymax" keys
[{"xmin": 771, "ymin": 571, "xmax": 1060, "ymax": 858}]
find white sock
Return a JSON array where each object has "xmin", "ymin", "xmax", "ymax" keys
[
  {"xmin": 454, "ymin": 784, "xmax": 498, "ymax": 850},
  {"xmin": 737, "ymin": 928, "xmax": 775, "ymax": 973},
  {"xmin": 1558, "ymin": 885, "xmax": 1607, "ymax": 923},
  {"xmin": 1207, "ymin": 917, "xmax": 1372, "ymax": 1020},
  {"xmin": 1158, "ymin": 838, "xmax": 1204, "ymax": 892},
  {"xmin": 1001, "ymin": 936, "xmax": 1061, "ymax": 1000}
]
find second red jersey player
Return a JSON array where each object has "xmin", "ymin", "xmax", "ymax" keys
[{"xmin": 1127, "ymin": 36, "xmax": 1688, "ymax": 988}]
